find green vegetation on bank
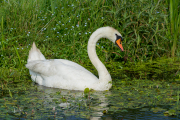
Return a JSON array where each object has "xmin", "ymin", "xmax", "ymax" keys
[{"xmin": 0, "ymin": 0, "xmax": 179, "ymax": 82}]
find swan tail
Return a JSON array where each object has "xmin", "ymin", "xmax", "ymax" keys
[{"xmin": 27, "ymin": 42, "xmax": 46, "ymax": 63}]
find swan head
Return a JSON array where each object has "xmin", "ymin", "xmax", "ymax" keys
[{"xmin": 100, "ymin": 26, "xmax": 124, "ymax": 51}]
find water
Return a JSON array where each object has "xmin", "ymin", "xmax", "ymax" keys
[{"xmin": 0, "ymin": 81, "xmax": 179, "ymax": 119}]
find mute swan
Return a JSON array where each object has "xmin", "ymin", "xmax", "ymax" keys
[{"xmin": 26, "ymin": 26, "xmax": 124, "ymax": 91}]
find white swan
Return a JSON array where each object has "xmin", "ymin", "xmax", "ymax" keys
[{"xmin": 26, "ymin": 26, "xmax": 124, "ymax": 91}]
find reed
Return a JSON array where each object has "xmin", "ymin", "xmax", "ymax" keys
[
  {"xmin": 1, "ymin": 16, "xmax": 4, "ymax": 51},
  {"xmin": 13, "ymin": 45, "xmax": 22, "ymax": 68},
  {"xmin": 169, "ymin": 0, "xmax": 180, "ymax": 57}
]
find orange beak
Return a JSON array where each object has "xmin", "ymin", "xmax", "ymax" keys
[{"xmin": 115, "ymin": 38, "xmax": 124, "ymax": 51}]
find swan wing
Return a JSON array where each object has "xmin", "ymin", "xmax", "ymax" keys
[
  {"xmin": 26, "ymin": 59, "xmax": 97, "ymax": 81},
  {"xmin": 58, "ymin": 59, "xmax": 92, "ymax": 73},
  {"xmin": 26, "ymin": 60, "xmax": 57, "ymax": 76}
]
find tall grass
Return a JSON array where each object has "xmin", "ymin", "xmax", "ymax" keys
[
  {"xmin": 169, "ymin": 0, "xmax": 180, "ymax": 57},
  {"xmin": 0, "ymin": 0, "xmax": 179, "ymax": 82},
  {"xmin": 1, "ymin": 16, "xmax": 4, "ymax": 51}
]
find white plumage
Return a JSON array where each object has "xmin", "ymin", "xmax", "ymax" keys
[{"xmin": 26, "ymin": 26, "xmax": 124, "ymax": 91}]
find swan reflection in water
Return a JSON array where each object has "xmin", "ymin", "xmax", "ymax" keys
[{"xmin": 34, "ymin": 85, "xmax": 113, "ymax": 120}]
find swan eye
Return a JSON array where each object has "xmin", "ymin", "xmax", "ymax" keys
[{"xmin": 115, "ymin": 34, "xmax": 123, "ymax": 41}]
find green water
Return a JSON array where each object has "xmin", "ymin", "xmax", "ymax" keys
[{"xmin": 0, "ymin": 78, "xmax": 180, "ymax": 119}]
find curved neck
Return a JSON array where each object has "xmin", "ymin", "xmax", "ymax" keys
[{"xmin": 87, "ymin": 31, "xmax": 111, "ymax": 82}]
